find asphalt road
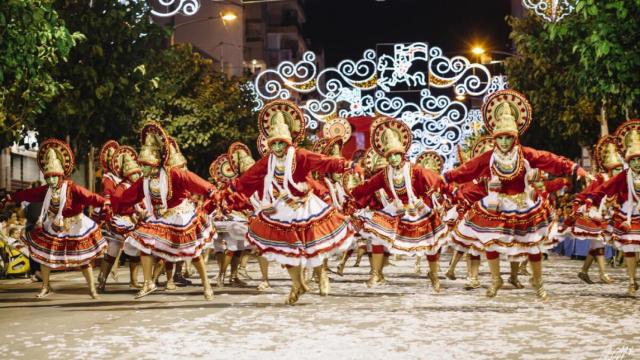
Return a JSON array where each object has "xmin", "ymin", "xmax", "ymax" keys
[{"xmin": 0, "ymin": 253, "xmax": 637, "ymax": 360}]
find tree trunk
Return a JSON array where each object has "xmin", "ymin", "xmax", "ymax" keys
[
  {"xmin": 599, "ymin": 98, "xmax": 609, "ymax": 137},
  {"xmin": 87, "ymin": 145, "xmax": 95, "ymax": 193}
]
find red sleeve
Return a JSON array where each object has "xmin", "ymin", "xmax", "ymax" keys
[
  {"xmin": 101, "ymin": 177, "xmax": 117, "ymax": 198},
  {"xmin": 352, "ymin": 170, "xmax": 386, "ymax": 208},
  {"xmin": 414, "ymin": 166, "xmax": 449, "ymax": 198},
  {"xmin": 578, "ymin": 171, "xmax": 627, "ymax": 204},
  {"xmin": 456, "ymin": 181, "xmax": 487, "ymax": 204},
  {"xmin": 71, "ymin": 183, "xmax": 106, "ymax": 208},
  {"xmin": 523, "ymin": 147, "xmax": 577, "ymax": 177},
  {"xmin": 232, "ymin": 156, "xmax": 269, "ymax": 198},
  {"xmin": 174, "ymin": 168, "xmax": 215, "ymax": 197},
  {"xmin": 113, "ymin": 178, "xmax": 144, "ymax": 214},
  {"xmin": 298, "ymin": 148, "xmax": 350, "ymax": 175},
  {"xmin": 444, "ymin": 151, "xmax": 491, "ymax": 184},
  {"xmin": 10, "ymin": 185, "xmax": 49, "ymax": 203},
  {"xmin": 544, "ymin": 178, "xmax": 570, "ymax": 193}
]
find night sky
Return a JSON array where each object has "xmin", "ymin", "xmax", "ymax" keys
[{"xmin": 305, "ymin": 0, "xmax": 513, "ymax": 66}]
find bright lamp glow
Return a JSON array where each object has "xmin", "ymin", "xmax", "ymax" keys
[
  {"xmin": 471, "ymin": 47, "xmax": 485, "ymax": 55},
  {"xmin": 221, "ymin": 12, "xmax": 237, "ymax": 21}
]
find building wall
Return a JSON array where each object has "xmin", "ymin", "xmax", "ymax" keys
[{"xmin": 153, "ymin": 0, "xmax": 245, "ymax": 77}]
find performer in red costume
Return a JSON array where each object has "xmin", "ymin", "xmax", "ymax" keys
[
  {"xmin": 444, "ymin": 90, "xmax": 588, "ymax": 300},
  {"xmin": 229, "ymin": 100, "xmax": 355, "ymax": 305},
  {"xmin": 572, "ymin": 135, "xmax": 620, "ymax": 285},
  {"xmin": 104, "ymin": 146, "xmax": 145, "ymax": 290},
  {"xmin": 575, "ymin": 120, "xmax": 640, "ymax": 296},
  {"xmin": 351, "ymin": 117, "xmax": 448, "ymax": 292},
  {"xmin": 112, "ymin": 122, "xmax": 217, "ymax": 300},
  {"xmin": 95, "ymin": 140, "xmax": 121, "ymax": 290},
  {"xmin": 3, "ymin": 139, "xmax": 107, "ymax": 299}
]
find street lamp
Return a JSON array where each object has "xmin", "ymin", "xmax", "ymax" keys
[
  {"xmin": 171, "ymin": 12, "xmax": 238, "ymax": 45},
  {"xmin": 471, "ymin": 46, "xmax": 486, "ymax": 56}
]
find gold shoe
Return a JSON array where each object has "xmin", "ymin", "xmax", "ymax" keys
[
  {"xmin": 319, "ymin": 270, "xmax": 330, "ymax": 296},
  {"xmin": 216, "ymin": 274, "xmax": 225, "ymax": 288},
  {"xmin": 428, "ymin": 271, "xmax": 441, "ymax": 293},
  {"xmin": 628, "ymin": 281, "xmax": 639, "ymax": 297},
  {"xmin": 486, "ymin": 277, "xmax": 503, "ymax": 297},
  {"xmin": 89, "ymin": 287, "xmax": 100, "ymax": 300},
  {"xmin": 36, "ymin": 286, "xmax": 53, "ymax": 299},
  {"xmin": 129, "ymin": 281, "xmax": 143, "ymax": 289},
  {"xmin": 366, "ymin": 271, "xmax": 385, "ymax": 288},
  {"xmin": 464, "ymin": 278, "xmax": 480, "ymax": 290},
  {"xmin": 256, "ymin": 281, "xmax": 271, "ymax": 291},
  {"xmin": 134, "ymin": 281, "xmax": 157, "ymax": 299},
  {"xmin": 336, "ymin": 262, "xmax": 346, "ymax": 277},
  {"xmin": 508, "ymin": 276, "xmax": 524, "ymax": 289},
  {"xmin": 530, "ymin": 278, "xmax": 549, "ymax": 301},
  {"xmin": 284, "ymin": 285, "xmax": 302, "ymax": 305},
  {"xmin": 165, "ymin": 279, "xmax": 177, "ymax": 291},
  {"xmin": 445, "ymin": 269, "xmax": 456, "ymax": 281},
  {"xmin": 204, "ymin": 286, "xmax": 214, "ymax": 301},
  {"xmin": 578, "ymin": 271, "xmax": 594, "ymax": 284},
  {"xmin": 599, "ymin": 273, "xmax": 614, "ymax": 284}
]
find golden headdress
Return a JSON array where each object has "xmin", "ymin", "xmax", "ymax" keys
[
  {"xmin": 166, "ymin": 137, "xmax": 188, "ymax": 169},
  {"xmin": 594, "ymin": 135, "xmax": 623, "ymax": 171},
  {"xmin": 99, "ymin": 140, "xmax": 119, "ymax": 173},
  {"xmin": 258, "ymin": 100, "xmax": 306, "ymax": 146},
  {"xmin": 615, "ymin": 119, "xmax": 640, "ymax": 161},
  {"xmin": 371, "ymin": 117, "xmax": 412, "ymax": 158},
  {"xmin": 416, "ymin": 150, "xmax": 444, "ymax": 174},
  {"xmin": 37, "ymin": 139, "xmax": 75, "ymax": 177},
  {"xmin": 111, "ymin": 146, "xmax": 140, "ymax": 178},
  {"xmin": 228, "ymin": 142, "xmax": 255, "ymax": 175},
  {"xmin": 138, "ymin": 122, "xmax": 169, "ymax": 167},
  {"xmin": 482, "ymin": 89, "xmax": 532, "ymax": 138}
]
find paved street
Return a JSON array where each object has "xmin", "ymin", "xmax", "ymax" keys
[{"xmin": 0, "ymin": 253, "xmax": 637, "ymax": 360}]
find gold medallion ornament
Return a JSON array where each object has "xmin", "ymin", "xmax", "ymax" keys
[
  {"xmin": 37, "ymin": 139, "xmax": 75, "ymax": 178},
  {"xmin": 228, "ymin": 142, "xmax": 255, "ymax": 175},
  {"xmin": 211, "ymin": 154, "xmax": 237, "ymax": 185},
  {"xmin": 416, "ymin": 150, "xmax": 444, "ymax": 174},
  {"xmin": 138, "ymin": 121, "xmax": 170, "ymax": 167},
  {"xmin": 482, "ymin": 89, "xmax": 532, "ymax": 137},
  {"xmin": 99, "ymin": 140, "xmax": 119, "ymax": 172},
  {"xmin": 594, "ymin": 135, "xmax": 623, "ymax": 172},
  {"xmin": 614, "ymin": 119, "xmax": 640, "ymax": 161},
  {"xmin": 370, "ymin": 117, "xmax": 412, "ymax": 157},
  {"xmin": 321, "ymin": 117, "xmax": 352, "ymax": 145},
  {"xmin": 363, "ymin": 147, "xmax": 388, "ymax": 178},
  {"xmin": 166, "ymin": 137, "xmax": 188, "ymax": 169},
  {"xmin": 111, "ymin": 146, "xmax": 140, "ymax": 178},
  {"xmin": 258, "ymin": 100, "xmax": 306, "ymax": 146},
  {"xmin": 472, "ymin": 136, "xmax": 496, "ymax": 158}
]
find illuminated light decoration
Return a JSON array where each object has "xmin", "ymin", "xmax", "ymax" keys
[
  {"xmin": 252, "ymin": 43, "xmax": 495, "ymax": 169},
  {"xmin": 522, "ymin": 0, "xmax": 579, "ymax": 22},
  {"xmin": 483, "ymin": 75, "xmax": 510, "ymax": 103},
  {"xmin": 150, "ymin": 0, "xmax": 200, "ymax": 17}
]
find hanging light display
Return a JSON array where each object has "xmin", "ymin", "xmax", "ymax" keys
[
  {"xmin": 522, "ymin": 0, "xmax": 579, "ymax": 22},
  {"xmin": 251, "ymin": 43, "xmax": 509, "ymax": 169}
]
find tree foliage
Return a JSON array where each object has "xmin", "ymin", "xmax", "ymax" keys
[
  {"xmin": 138, "ymin": 45, "xmax": 259, "ymax": 176},
  {"xmin": 34, "ymin": 0, "xmax": 168, "ymax": 156},
  {"xmin": 505, "ymin": 0, "xmax": 640, "ymax": 158},
  {"xmin": 0, "ymin": 0, "xmax": 82, "ymax": 145}
]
